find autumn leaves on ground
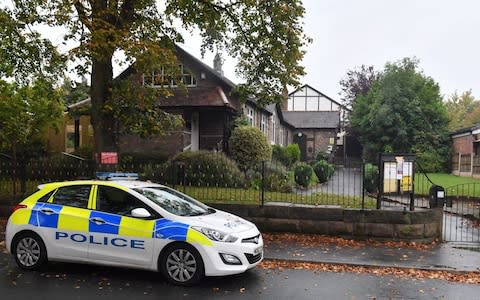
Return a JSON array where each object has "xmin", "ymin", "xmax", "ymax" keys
[
  {"xmin": 260, "ymin": 233, "xmax": 480, "ymax": 284},
  {"xmin": 0, "ymin": 220, "xmax": 478, "ymax": 284}
]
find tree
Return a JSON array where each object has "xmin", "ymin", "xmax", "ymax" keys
[
  {"xmin": 0, "ymin": 79, "xmax": 64, "ymax": 194},
  {"xmin": 444, "ymin": 90, "xmax": 479, "ymax": 131},
  {"xmin": 61, "ymin": 76, "xmax": 90, "ymax": 106},
  {"xmin": 9, "ymin": 0, "xmax": 310, "ymax": 155},
  {"xmin": 350, "ymin": 58, "xmax": 450, "ymax": 171},
  {"xmin": 339, "ymin": 65, "xmax": 381, "ymax": 110}
]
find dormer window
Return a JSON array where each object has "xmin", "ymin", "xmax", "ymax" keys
[{"xmin": 143, "ymin": 65, "xmax": 197, "ymax": 87}]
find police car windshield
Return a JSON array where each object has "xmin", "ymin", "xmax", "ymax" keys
[{"xmin": 133, "ymin": 187, "xmax": 210, "ymax": 217}]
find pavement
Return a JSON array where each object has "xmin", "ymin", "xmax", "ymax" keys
[{"xmin": 1, "ymin": 218, "xmax": 479, "ymax": 273}]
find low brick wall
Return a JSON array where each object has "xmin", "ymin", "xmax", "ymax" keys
[{"xmin": 209, "ymin": 203, "xmax": 443, "ymax": 243}]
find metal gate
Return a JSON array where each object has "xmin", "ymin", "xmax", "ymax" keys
[{"xmin": 444, "ymin": 183, "xmax": 480, "ymax": 243}]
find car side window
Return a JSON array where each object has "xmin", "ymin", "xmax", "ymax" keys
[
  {"xmin": 36, "ymin": 190, "xmax": 55, "ymax": 203},
  {"xmin": 51, "ymin": 185, "xmax": 91, "ymax": 209},
  {"xmin": 96, "ymin": 186, "xmax": 157, "ymax": 218}
]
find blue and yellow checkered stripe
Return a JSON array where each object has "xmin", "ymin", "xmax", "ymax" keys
[{"xmin": 12, "ymin": 203, "xmax": 212, "ymax": 246}]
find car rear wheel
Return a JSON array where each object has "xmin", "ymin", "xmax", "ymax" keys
[
  {"xmin": 161, "ymin": 243, "xmax": 204, "ymax": 286},
  {"xmin": 12, "ymin": 232, "xmax": 47, "ymax": 270}
]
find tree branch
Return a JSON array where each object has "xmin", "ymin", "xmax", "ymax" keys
[{"xmin": 74, "ymin": 0, "xmax": 92, "ymax": 30}]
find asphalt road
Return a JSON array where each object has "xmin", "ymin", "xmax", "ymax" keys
[{"xmin": 1, "ymin": 253, "xmax": 479, "ymax": 300}]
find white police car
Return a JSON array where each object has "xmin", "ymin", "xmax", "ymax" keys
[{"xmin": 5, "ymin": 175, "xmax": 263, "ymax": 285}]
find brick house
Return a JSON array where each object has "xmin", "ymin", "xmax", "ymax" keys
[
  {"xmin": 451, "ymin": 124, "xmax": 480, "ymax": 177},
  {"xmin": 47, "ymin": 47, "xmax": 341, "ymax": 160}
]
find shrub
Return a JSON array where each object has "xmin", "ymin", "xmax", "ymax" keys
[
  {"xmin": 285, "ymin": 144, "xmax": 301, "ymax": 166},
  {"xmin": 72, "ymin": 145, "xmax": 94, "ymax": 160},
  {"xmin": 364, "ymin": 163, "xmax": 379, "ymax": 193},
  {"xmin": 262, "ymin": 162, "xmax": 293, "ymax": 192},
  {"xmin": 272, "ymin": 145, "xmax": 290, "ymax": 167},
  {"xmin": 312, "ymin": 160, "xmax": 334, "ymax": 183},
  {"xmin": 157, "ymin": 151, "xmax": 245, "ymax": 187},
  {"xmin": 229, "ymin": 125, "xmax": 271, "ymax": 171},
  {"xmin": 294, "ymin": 163, "xmax": 313, "ymax": 188},
  {"xmin": 315, "ymin": 151, "xmax": 330, "ymax": 162}
]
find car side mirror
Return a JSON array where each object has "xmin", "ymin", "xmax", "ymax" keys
[{"xmin": 131, "ymin": 207, "xmax": 151, "ymax": 218}]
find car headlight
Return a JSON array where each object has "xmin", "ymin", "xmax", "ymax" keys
[{"xmin": 192, "ymin": 226, "xmax": 238, "ymax": 243}]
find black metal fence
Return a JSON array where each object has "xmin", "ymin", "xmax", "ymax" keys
[{"xmin": 0, "ymin": 153, "xmax": 439, "ymax": 210}]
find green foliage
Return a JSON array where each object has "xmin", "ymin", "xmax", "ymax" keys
[
  {"xmin": 286, "ymin": 144, "xmax": 301, "ymax": 165},
  {"xmin": 229, "ymin": 126, "xmax": 272, "ymax": 171},
  {"xmin": 272, "ymin": 144, "xmax": 301, "ymax": 167},
  {"xmin": 0, "ymin": 8, "xmax": 65, "ymax": 83},
  {"xmin": 315, "ymin": 151, "xmax": 330, "ymax": 162},
  {"xmin": 350, "ymin": 58, "xmax": 450, "ymax": 171},
  {"xmin": 11, "ymin": 0, "xmax": 310, "ymax": 152},
  {"xmin": 294, "ymin": 163, "xmax": 313, "ymax": 188},
  {"xmin": 158, "ymin": 151, "xmax": 245, "ymax": 187},
  {"xmin": 363, "ymin": 163, "xmax": 379, "ymax": 193},
  {"xmin": 0, "ymin": 79, "xmax": 64, "ymax": 158},
  {"xmin": 312, "ymin": 160, "xmax": 334, "ymax": 183},
  {"xmin": 444, "ymin": 90, "xmax": 480, "ymax": 131},
  {"xmin": 61, "ymin": 77, "xmax": 90, "ymax": 106}
]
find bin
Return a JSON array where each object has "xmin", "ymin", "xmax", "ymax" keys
[{"xmin": 429, "ymin": 185, "xmax": 445, "ymax": 208}]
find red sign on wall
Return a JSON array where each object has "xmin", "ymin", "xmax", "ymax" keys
[{"xmin": 100, "ymin": 152, "xmax": 118, "ymax": 164}]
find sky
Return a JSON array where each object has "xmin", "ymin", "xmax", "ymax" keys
[
  {"xmin": 38, "ymin": 0, "xmax": 480, "ymax": 101},
  {"xmin": 179, "ymin": 0, "xmax": 480, "ymax": 101}
]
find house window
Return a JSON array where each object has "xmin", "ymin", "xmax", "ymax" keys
[
  {"xmin": 247, "ymin": 107, "xmax": 254, "ymax": 126},
  {"xmin": 143, "ymin": 65, "xmax": 196, "ymax": 87},
  {"xmin": 260, "ymin": 114, "xmax": 266, "ymax": 133}
]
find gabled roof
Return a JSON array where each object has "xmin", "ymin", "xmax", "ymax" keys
[
  {"xmin": 282, "ymin": 111, "xmax": 340, "ymax": 129},
  {"xmin": 288, "ymin": 84, "xmax": 346, "ymax": 110}
]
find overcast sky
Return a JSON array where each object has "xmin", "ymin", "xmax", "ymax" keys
[{"xmin": 180, "ymin": 0, "xmax": 480, "ymax": 101}]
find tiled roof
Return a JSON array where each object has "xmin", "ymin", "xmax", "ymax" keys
[
  {"xmin": 282, "ymin": 111, "xmax": 340, "ymax": 129},
  {"xmin": 158, "ymin": 86, "xmax": 238, "ymax": 110}
]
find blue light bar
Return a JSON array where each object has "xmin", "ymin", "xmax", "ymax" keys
[{"xmin": 96, "ymin": 172, "xmax": 139, "ymax": 181}]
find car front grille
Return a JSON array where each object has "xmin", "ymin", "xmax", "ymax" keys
[
  {"xmin": 245, "ymin": 252, "xmax": 262, "ymax": 264},
  {"xmin": 242, "ymin": 234, "xmax": 260, "ymax": 244}
]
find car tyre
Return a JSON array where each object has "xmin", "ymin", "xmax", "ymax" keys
[
  {"xmin": 12, "ymin": 231, "xmax": 48, "ymax": 270},
  {"xmin": 160, "ymin": 243, "xmax": 204, "ymax": 286}
]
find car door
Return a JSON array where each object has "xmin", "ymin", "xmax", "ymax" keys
[
  {"xmin": 88, "ymin": 184, "xmax": 157, "ymax": 267},
  {"xmin": 31, "ymin": 184, "xmax": 93, "ymax": 260}
]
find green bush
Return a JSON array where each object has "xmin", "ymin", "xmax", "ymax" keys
[
  {"xmin": 312, "ymin": 160, "xmax": 334, "ymax": 183},
  {"xmin": 272, "ymin": 145, "xmax": 290, "ymax": 167},
  {"xmin": 272, "ymin": 144, "xmax": 301, "ymax": 167},
  {"xmin": 285, "ymin": 144, "xmax": 301, "ymax": 166},
  {"xmin": 263, "ymin": 162, "xmax": 293, "ymax": 192},
  {"xmin": 229, "ymin": 125, "xmax": 271, "ymax": 171},
  {"xmin": 157, "ymin": 151, "xmax": 245, "ymax": 187},
  {"xmin": 294, "ymin": 163, "xmax": 313, "ymax": 188},
  {"xmin": 364, "ymin": 163, "xmax": 379, "ymax": 193},
  {"xmin": 315, "ymin": 151, "xmax": 330, "ymax": 162}
]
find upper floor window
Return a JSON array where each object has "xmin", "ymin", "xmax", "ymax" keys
[
  {"xmin": 143, "ymin": 65, "xmax": 196, "ymax": 87},
  {"xmin": 260, "ymin": 114, "xmax": 266, "ymax": 133},
  {"xmin": 247, "ymin": 107, "xmax": 254, "ymax": 126}
]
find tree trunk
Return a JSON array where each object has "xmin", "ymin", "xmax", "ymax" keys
[{"xmin": 90, "ymin": 55, "xmax": 116, "ymax": 157}]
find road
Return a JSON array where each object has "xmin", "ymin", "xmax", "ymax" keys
[{"xmin": 1, "ymin": 253, "xmax": 479, "ymax": 300}]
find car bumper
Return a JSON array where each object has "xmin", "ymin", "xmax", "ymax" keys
[{"xmin": 196, "ymin": 228, "xmax": 263, "ymax": 276}]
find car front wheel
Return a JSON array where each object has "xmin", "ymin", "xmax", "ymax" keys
[
  {"xmin": 160, "ymin": 243, "xmax": 204, "ymax": 286},
  {"xmin": 12, "ymin": 232, "xmax": 47, "ymax": 270}
]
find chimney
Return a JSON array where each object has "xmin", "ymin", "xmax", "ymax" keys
[{"xmin": 213, "ymin": 53, "xmax": 223, "ymax": 76}]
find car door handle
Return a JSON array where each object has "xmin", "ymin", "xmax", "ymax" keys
[
  {"xmin": 90, "ymin": 217, "xmax": 106, "ymax": 225},
  {"xmin": 40, "ymin": 208, "xmax": 55, "ymax": 215}
]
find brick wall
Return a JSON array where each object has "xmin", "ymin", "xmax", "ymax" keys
[{"xmin": 452, "ymin": 134, "xmax": 472, "ymax": 155}]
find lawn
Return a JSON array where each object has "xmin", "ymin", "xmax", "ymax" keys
[{"xmin": 415, "ymin": 173, "xmax": 480, "ymax": 195}]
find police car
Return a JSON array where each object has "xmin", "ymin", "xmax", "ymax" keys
[{"xmin": 5, "ymin": 174, "xmax": 263, "ymax": 285}]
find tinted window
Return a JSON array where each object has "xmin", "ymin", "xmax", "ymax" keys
[
  {"xmin": 51, "ymin": 185, "xmax": 91, "ymax": 209},
  {"xmin": 96, "ymin": 186, "xmax": 156, "ymax": 218}
]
